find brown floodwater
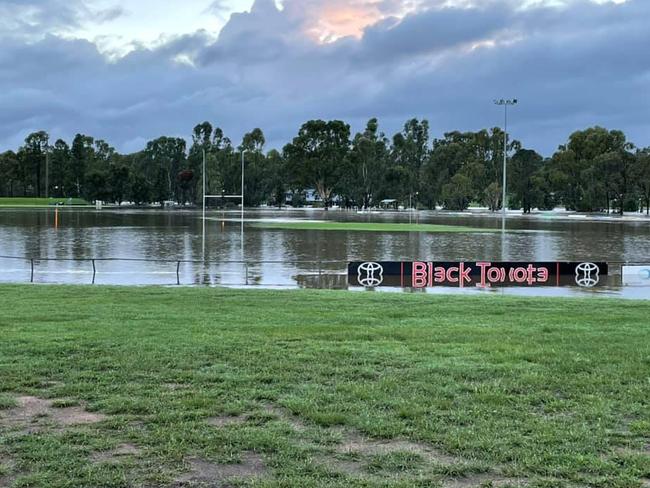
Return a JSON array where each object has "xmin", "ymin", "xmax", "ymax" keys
[{"xmin": 1, "ymin": 207, "xmax": 650, "ymax": 298}]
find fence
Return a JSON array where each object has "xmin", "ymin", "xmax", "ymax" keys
[{"xmin": 0, "ymin": 255, "xmax": 348, "ymax": 288}]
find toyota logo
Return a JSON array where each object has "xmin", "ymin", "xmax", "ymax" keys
[
  {"xmin": 575, "ymin": 262, "xmax": 600, "ymax": 288},
  {"xmin": 358, "ymin": 262, "xmax": 384, "ymax": 287}
]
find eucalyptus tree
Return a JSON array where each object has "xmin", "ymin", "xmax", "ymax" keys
[
  {"xmin": 284, "ymin": 120, "xmax": 351, "ymax": 208},
  {"xmin": 22, "ymin": 131, "xmax": 49, "ymax": 197},
  {"xmin": 0, "ymin": 151, "xmax": 20, "ymax": 197},
  {"xmin": 143, "ymin": 137, "xmax": 187, "ymax": 204},
  {"xmin": 70, "ymin": 134, "xmax": 95, "ymax": 197},
  {"xmin": 510, "ymin": 149, "xmax": 544, "ymax": 213},
  {"xmin": 549, "ymin": 127, "xmax": 628, "ymax": 211},
  {"xmin": 347, "ymin": 118, "xmax": 389, "ymax": 209}
]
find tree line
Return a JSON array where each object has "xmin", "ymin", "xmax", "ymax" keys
[{"xmin": 1, "ymin": 119, "xmax": 649, "ymax": 214}]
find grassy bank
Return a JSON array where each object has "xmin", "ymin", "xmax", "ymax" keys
[
  {"xmin": 0, "ymin": 286, "xmax": 649, "ymax": 487},
  {"xmin": 0, "ymin": 197, "xmax": 90, "ymax": 208},
  {"xmin": 253, "ymin": 221, "xmax": 493, "ymax": 233}
]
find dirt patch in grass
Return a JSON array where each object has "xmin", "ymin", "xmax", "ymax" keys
[
  {"xmin": 91, "ymin": 443, "xmax": 141, "ymax": 464},
  {"xmin": 0, "ymin": 395, "xmax": 108, "ymax": 432},
  {"xmin": 336, "ymin": 433, "xmax": 460, "ymax": 466},
  {"xmin": 206, "ymin": 415, "xmax": 247, "ymax": 428},
  {"xmin": 0, "ymin": 454, "xmax": 16, "ymax": 485},
  {"xmin": 265, "ymin": 403, "xmax": 532, "ymax": 486},
  {"xmin": 320, "ymin": 457, "xmax": 365, "ymax": 476},
  {"xmin": 174, "ymin": 452, "xmax": 268, "ymax": 486},
  {"xmin": 263, "ymin": 404, "xmax": 307, "ymax": 432},
  {"xmin": 443, "ymin": 476, "xmax": 529, "ymax": 487}
]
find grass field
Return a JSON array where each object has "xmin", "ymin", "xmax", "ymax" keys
[
  {"xmin": 0, "ymin": 197, "xmax": 90, "ymax": 207},
  {"xmin": 253, "ymin": 221, "xmax": 493, "ymax": 233},
  {"xmin": 0, "ymin": 286, "xmax": 649, "ymax": 488}
]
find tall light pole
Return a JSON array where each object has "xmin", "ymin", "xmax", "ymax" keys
[
  {"xmin": 241, "ymin": 149, "xmax": 247, "ymax": 260},
  {"xmin": 241, "ymin": 149, "xmax": 246, "ymax": 226},
  {"xmin": 494, "ymin": 99, "xmax": 517, "ymax": 221},
  {"xmin": 45, "ymin": 143, "xmax": 50, "ymax": 200},
  {"xmin": 202, "ymin": 148, "xmax": 206, "ymax": 260}
]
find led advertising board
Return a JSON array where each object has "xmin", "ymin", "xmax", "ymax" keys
[{"xmin": 348, "ymin": 262, "xmax": 608, "ymax": 289}]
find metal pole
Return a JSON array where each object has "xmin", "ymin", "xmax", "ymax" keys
[
  {"xmin": 502, "ymin": 103, "xmax": 507, "ymax": 221},
  {"xmin": 241, "ymin": 150, "xmax": 245, "ymax": 260},
  {"xmin": 202, "ymin": 148, "xmax": 206, "ymax": 261},
  {"xmin": 45, "ymin": 150, "xmax": 49, "ymax": 200}
]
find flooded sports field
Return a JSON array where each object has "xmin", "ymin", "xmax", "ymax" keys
[{"xmin": 1, "ymin": 207, "xmax": 650, "ymax": 298}]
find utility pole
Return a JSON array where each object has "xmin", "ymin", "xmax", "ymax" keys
[
  {"xmin": 202, "ymin": 148, "xmax": 206, "ymax": 260},
  {"xmin": 45, "ymin": 146, "xmax": 49, "ymax": 199},
  {"xmin": 494, "ymin": 99, "xmax": 517, "ymax": 221},
  {"xmin": 241, "ymin": 150, "xmax": 247, "ymax": 259}
]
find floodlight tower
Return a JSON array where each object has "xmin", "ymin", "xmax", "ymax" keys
[{"xmin": 494, "ymin": 98, "xmax": 517, "ymax": 221}]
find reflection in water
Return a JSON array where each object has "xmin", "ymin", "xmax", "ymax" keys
[{"xmin": 1, "ymin": 207, "xmax": 650, "ymax": 298}]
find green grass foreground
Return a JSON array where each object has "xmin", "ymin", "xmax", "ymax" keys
[
  {"xmin": 0, "ymin": 197, "xmax": 90, "ymax": 207},
  {"xmin": 253, "ymin": 221, "xmax": 492, "ymax": 233},
  {"xmin": 0, "ymin": 286, "xmax": 649, "ymax": 487}
]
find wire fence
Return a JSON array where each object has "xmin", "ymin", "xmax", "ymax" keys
[
  {"xmin": 0, "ymin": 255, "xmax": 348, "ymax": 287},
  {"xmin": 1, "ymin": 255, "xmax": 644, "ymax": 289}
]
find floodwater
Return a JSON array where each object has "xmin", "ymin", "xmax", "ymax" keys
[{"xmin": 1, "ymin": 207, "xmax": 650, "ymax": 298}]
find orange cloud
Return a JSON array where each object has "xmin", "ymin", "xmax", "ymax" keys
[
  {"xmin": 310, "ymin": 4, "xmax": 383, "ymax": 41},
  {"xmin": 285, "ymin": 0, "xmax": 415, "ymax": 43}
]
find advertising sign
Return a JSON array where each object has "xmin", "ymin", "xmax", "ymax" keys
[
  {"xmin": 349, "ymin": 261, "xmax": 608, "ymax": 289},
  {"xmin": 622, "ymin": 266, "xmax": 650, "ymax": 286}
]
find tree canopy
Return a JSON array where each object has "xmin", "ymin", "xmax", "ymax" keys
[{"xmin": 1, "ymin": 121, "xmax": 648, "ymax": 215}]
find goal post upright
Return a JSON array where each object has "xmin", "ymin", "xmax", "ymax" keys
[{"xmin": 201, "ymin": 148, "xmax": 246, "ymax": 263}]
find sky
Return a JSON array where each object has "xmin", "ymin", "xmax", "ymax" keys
[{"xmin": 0, "ymin": 0, "xmax": 648, "ymax": 156}]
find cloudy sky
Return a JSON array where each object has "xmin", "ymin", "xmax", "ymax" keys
[{"xmin": 0, "ymin": 0, "xmax": 648, "ymax": 155}]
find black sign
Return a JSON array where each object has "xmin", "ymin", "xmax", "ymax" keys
[{"xmin": 348, "ymin": 262, "xmax": 608, "ymax": 288}]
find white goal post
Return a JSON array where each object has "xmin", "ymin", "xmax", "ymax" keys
[{"xmin": 201, "ymin": 149, "xmax": 246, "ymax": 259}]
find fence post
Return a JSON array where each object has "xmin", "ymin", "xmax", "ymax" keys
[
  {"xmin": 92, "ymin": 259, "xmax": 96, "ymax": 284},
  {"xmin": 176, "ymin": 261, "xmax": 181, "ymax": 285},
  {"xmin": 245, "ymin": 263, "xmax": 249, "ymax": 286},
  {"xmin": 30, "ymin": 259, "xmax": 34, "ymax": 283},
  {"xmin": 318, "ymin": 260, "xmax": 322, "ymax": 288}
]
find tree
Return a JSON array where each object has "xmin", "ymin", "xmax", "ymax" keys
[
  {"xmin": 634, "ymin": 148, "xmax": 650, "ymax": 215},
  {"xmin": 483, "ymin": 182, "xmax": 502, "ymax": 212},
  {"xmin": 595, "ymin": 148, "xmax": 636, "ymax": 215},
  {"xmin": 442, "ymin": 173, "xmax": 473, "ymax": 211},
  {"xmin": 176, "ymin": 169, "xmax": 194, "ymax": 204},
  {"xmin": 549, "ymin": 127, "xmax": 628, "ymax": 211},
  {"xmin": 240, "ymin": 128, "xmax": 268, "ymax": 206},
  {"xmin": 265, "ymin": 149, "xmax": 287, "ymax": 208},
  {"xmin": 510, "ymin": 149, "xmax": 544, "ymax": 213},
  {"xmin": 0, "ymin": 151, "xmax": 20, "ymax": 197},
  {"xmin": 50, "ymin": 140, "xmax": 71, "ymax": 198},
  {"xmin": 284, "ymin": 120, "xmax": 350, "ymax": 208},
  {"xmin": 128, "ymin": 172, "xmax": 151, "ymax": 205},
  {"xmin": 70, "ymin": 134, "xmax": 95, "ymax": 197},
  {"xmin": 347, "ymin": 118, "xmax": 389, "ymax": 209},
  {"xmin": 143, "ymin": 137, "xmax": 187, "ymax": 204},
  {"xmin": 109, "ymin": 164, "xmax": 130, "ymax": 204},
  {"xmin": 84, "ymin": 170, "xmax": 110, "ymax": 202},
  {"xmin": 23, "ymin": 131, "xmax": 49, "ymax": 197},
  {"xmin": 390, "ymin": 119, "xmax": 429, "ymax": 206}
]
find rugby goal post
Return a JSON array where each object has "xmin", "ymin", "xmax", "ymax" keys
[{"xmin": 201, "ymin": 149, "xmax": 246, "ymax": 259}]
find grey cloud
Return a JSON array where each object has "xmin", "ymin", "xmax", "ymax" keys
[
  {"xmin": 0, "ymin": 0, "xmax": 648, "ymax": 155},
  {"xmin": 0, "ymin": 0, "xmax": 85, "ymax": 38},
  {"xmin": 93, "ymin": 5, "xmax": 127, "ymax": 23}
]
